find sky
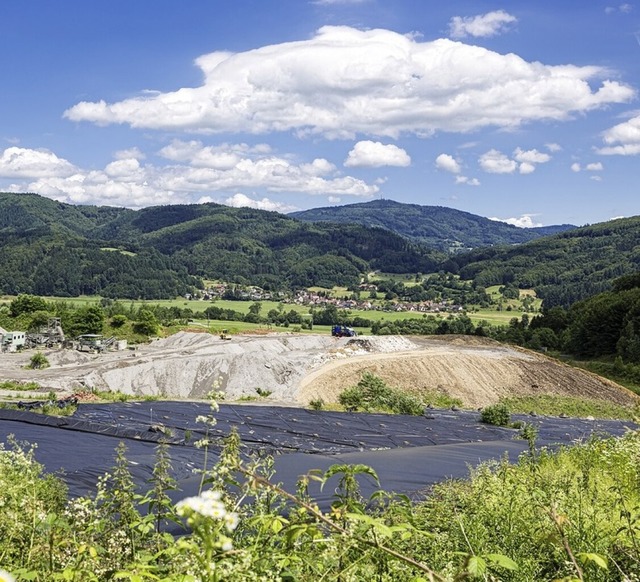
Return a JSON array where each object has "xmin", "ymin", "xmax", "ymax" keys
[{"xmin": 1, "ymin": 1, "xmax": 639, "ymax": 227}]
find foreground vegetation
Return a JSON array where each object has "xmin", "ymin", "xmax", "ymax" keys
[{"xmin": 2, "ymin": 403, "xmax": 640, "ymax": 581}]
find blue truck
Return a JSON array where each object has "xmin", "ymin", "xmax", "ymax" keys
[{"xmin": 331, "ymin": 324, "xmax": 357, "ymax": 337}]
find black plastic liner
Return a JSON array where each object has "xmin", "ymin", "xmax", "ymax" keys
[{"xmin": 0, "ymin": 402, "xmax": 635, "ymax": 509}]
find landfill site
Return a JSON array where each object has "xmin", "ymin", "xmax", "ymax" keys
[
  {"xmin": 0, "ymin": 331, "xmax": 637, "ymax": 408},
  {"xmin": 1, "ymin": 332, "xmax": 638, "ymax": 510}
]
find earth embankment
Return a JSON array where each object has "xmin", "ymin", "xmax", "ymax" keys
[
  {"xmin": 299, "ymin": 335, "xmax": 638, "ymax": 408},
  {"xmin": 0, "ymin": 332, "xmax": 636, "ymax": 408}
]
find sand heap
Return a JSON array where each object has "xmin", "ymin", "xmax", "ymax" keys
[{"xmin": 0, "ymin": 332, "xmax": 636, "ymax": 408}]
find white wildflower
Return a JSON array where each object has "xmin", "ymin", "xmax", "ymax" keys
[
  {"xmin": 224, "ymin": 512, "xmax": 239, "ymax": 532},
  {"xmin": 176, "ymin": 489, "xmax": 237, "ymax": 522},
  {"xmin": 221, "ymin": 539, "xmax": 233, "ymax": 552},
  {"xmin": 0, "ymin": 569, "xmax": 16, "ymax": 582}
]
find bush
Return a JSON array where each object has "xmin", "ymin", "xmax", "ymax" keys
[
  {"xmin": 9, "ymin": 294, "xmax": 48, "ymax": 317},
  {"xmin": 27, "ymin": 352, "xmax": 49, "ymax": 370},
  {"xmin": 3, "ymin": 417, "xmax": 640, "ymax": 580},
  {"xmin": 133, "ymin": 309, "xmax": 159, "ymax": 336},
  {"xmin": 338, "ymin": 372, "xmax": 424, "ymax": 415},
  {"xmin": 110, "ymin": 314, "xmax": 128, "ymax": 328},
  {"xmin": 480, "ymin": 402, "xmax": 511, "ymax": 426}
]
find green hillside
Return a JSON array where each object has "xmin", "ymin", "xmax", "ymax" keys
[
  {"xmin": 0, "ymin": 191, "xmax": 130, "ymax": 237},
  {"xmin": 453, "ymin": 217, "xmax": 640, "ymax": 306},
  {"xmin": 290, "ymin": 199, "xmax": 575, "ymax": 252},
  {"xmin": 0, "ymin": 193, "xmax": 445, "ymax": 297},
  {"xmin": 2, "ymin": 192, "xmax": 637, "ymax": 306}
]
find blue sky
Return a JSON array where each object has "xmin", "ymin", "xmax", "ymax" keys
[{"xmin": 1, "ymin": 1, "xmax": 639, "ymax": 227}]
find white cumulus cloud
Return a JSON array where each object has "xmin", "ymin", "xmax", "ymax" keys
[
  {"xmin": 344, "ymin": 140, "xmax": 411, "ymax": 167},
  {"xmin": 571, "ymin": 162, "xmax": 581, "ymax": 172},
  {"xmin": 114, "ymin": 147, "xmax": 145, "ymax": 161},
  {"xmin": 223, "ymin": 193, "xmax": 297, "ymax": 212},
  {"xmin": 63, "ymin": 26, "xmax": 635, "ymax": 139},
  {"xmin": 0, "ymin": 147, "xmax": 76, "ymax": 179},
  {"xmin": 513, "ymin": 147, "xmax": 551, "ymax": 164},
  {"xmin": 455, "ymin": 175, "xmax": 480, "ymax": 186},
  {"xmin": 586, "ymin": 162, "xmax": 604, "ymax": 171},
  {"xmin": 597, "ymin": 114, "xmax": 640, "ymax": 155},
  {"xmin": 479, "ymin": 149, "xmax": 517, "ymax": 174},
  {"xmin": 435, "ymin": 153, "xmax": 461, "ymax": 174},
  {"xmin": 518, "ymin": 162, "xmax": 536, "ymax": 174},
  {"xmin": 449, "ymin": 10, "xmax": 517, "ymax": 39},
  {"xmin": 1, "ymin": 142, "xmax": 379, "ymax": 208},
  {"xmin": 480, "ymin": 147, "xmax": 551, "ymax": 175},
  {"xmin": 490, "ymin": 214, "xmax": 543, "ymax": 228}
]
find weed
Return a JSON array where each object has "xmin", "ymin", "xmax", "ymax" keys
[
  {"xmin": 309, "ymin": 397, "xmax": 325, "ymax": 410},
  {"xmin": 502, "ymin": 394, "xmax": 636, "ymax": 420},
  {"xmin": 0, "ymin": 380, "xmax": 41, "ymax": 392},
  {"xmin": 92, "ymin": 389, "xmax": 131, "ymax": 402},
  {"xmin": 422, "ymin": 392, "xmax": 464, "ymax": 409},
  {"xmin": 2, "ymin": 389, "xmax": 640, "ymax": 581}
]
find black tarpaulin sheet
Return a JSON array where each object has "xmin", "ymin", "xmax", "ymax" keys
[{"xmin": 0, "ymin": 402, "xmax": 635, "ymax": 507}]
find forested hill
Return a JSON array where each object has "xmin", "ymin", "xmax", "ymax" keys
[
  {"xmin": 2, "ymin": 192, "xmax": 636, "ymax": 306},
  {"xmin": 0, "ymin": 192, "xmax": 445, "ymax": 298},
  {"xmin": 450, "ymin": 216, "xmax": 640, "ymax": 307},
  {"xmin": 0, "ymin": 191, "xmax": 130, "ymax": 237},
  {"xmin": 290, "ymin": 199, "xmax": 575, "ymax": 252}
]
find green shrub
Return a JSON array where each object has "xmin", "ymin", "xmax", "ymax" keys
[
  {"xmin": 27, "ymin": 352, "xmax": 49, "ymax": 370},
  {"xmin": 409, "ymin": 432, "xmax": 640, "ymax": 581},
  {"xmin": 480, "ymin": 402, "xmax": 511, "ymax": 426},
  {"xmin": 110, "ymin": 314, "xmax": 128, "ymax": 328},
  {"xmin": 338, "ymin": 372, "xmax": 424, "ymax": 415},
  {"xmin": 132, "ymin": 309, "xmax": 159, "ymax": 336}
]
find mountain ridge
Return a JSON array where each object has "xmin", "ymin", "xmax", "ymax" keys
[
  {"xmin": 290, "ymin": 199, "xmax": 576, "ymax": 252},
  {"xmin": 0, "ymin": 192, "xmax": 637, "ymax": 307}
]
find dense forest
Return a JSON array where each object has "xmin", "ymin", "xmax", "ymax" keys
[
  {"xmin": 291, "ymin": 199, "xmax": 574, "ymax": 252},
  {"xmin": 450, "ymin": 217, "xmax": 640, "ymax": 307},
  {"xmin": 1, "ymin": 192, "xmax": 639, "ymax": 306},
  {"xmin": 534, "ymin": 271, "xmax": 640, "ymax": 363},
  {"xmin": 0, "ymin": 193, "xmax": 444, "ymax": 297}
]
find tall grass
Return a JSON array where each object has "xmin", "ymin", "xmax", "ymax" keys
[{"xmin": 2, "ymin": 425, "xmax": 640, "ymax": 580}]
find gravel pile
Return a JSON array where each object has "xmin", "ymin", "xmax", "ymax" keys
[{"xmin": 0, "ymin": 333, "xmax": 421, "ymax": 402}]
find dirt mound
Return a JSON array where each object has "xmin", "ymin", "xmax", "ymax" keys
[
  {"xmin": 0, "ymin": 333, "xmax": 423, "ymax": 401},
  {"xmin": 0, "ymin": 333, "xmax": 635, "ymax": 409},
  {"xmin": 299, "ymin": 336, "xmax": 639, "ymax": 408}
]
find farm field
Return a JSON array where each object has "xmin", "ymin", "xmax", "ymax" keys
[{"xmin": 1, "ymin": 292, "xmax": 533, "ymax": 333}]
